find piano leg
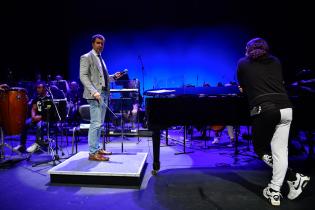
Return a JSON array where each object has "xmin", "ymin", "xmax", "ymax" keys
[{"xmin": 152, "ymin": 128, "xmax": 161, "ymax": 175}]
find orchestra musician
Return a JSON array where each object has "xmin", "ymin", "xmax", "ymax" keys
[
  {"xmin": 211, "ymin": 82, "xmax": 236, "ymax": 145},
  {"xmin": 13, "ymin": 81, "xmax": 50, "ymax": 153},
  {"xmin": 66, "ymin": 81, "xmax": 82, "ymax": 123},
  {"xmin": 117, "ymin": 75, "xmax": 142, "ymax": 129}
]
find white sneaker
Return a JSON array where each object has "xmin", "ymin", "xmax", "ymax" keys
[
  {"xmin": 212, "ymin": 137, "xmax": 220, "ymax": 144},
  {"xmin": 263, "ymin": 186, "xmax": 282, "ymax": 206},
  {"xmin": 13, "ymin": 144, "xmax": 25, "ymax": 152},
  {"xmin": 227, "ymin": 141, "xmax": 235, "ymax": 147},
  {"xmin": 287, "ymin": 173, "xmax": 310, "ymax": 200},
  {"xmin": 262, "ymin": 154, "xmax": 273, "ymax": 168},
  {"xmin": 26, "ymin": 143, "xmax": 40, "ymax": 153}
]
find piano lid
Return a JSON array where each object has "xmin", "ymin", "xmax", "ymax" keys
[{"xmin": 144, "ymin": 86, "xmax": 241, "ymax": 97}]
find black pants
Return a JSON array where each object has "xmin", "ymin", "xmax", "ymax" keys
[
  {"xmin": 251, "ymin": 105, "xmax": 280, "ymax": 158},
  {"xmin": 20, "ymin": 118, "xmax": 45, "ymax": 146}
]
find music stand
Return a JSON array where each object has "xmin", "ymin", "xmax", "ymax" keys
[
  {"xmin": 110, "ymin": 80, "xmax": 140, "ymax": 152},
  {"xmin": 113, "ymin": 97, "xmax": 132, "ymax": 153},
  {"xmin": 174, "ymin": 126, "xmax": 194, "ymax": 155},
  {"xmin": 31, "ymin": 86, "xmax": 66, "ymax": 167}
]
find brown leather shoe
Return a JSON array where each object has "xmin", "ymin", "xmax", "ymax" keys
[
  {"xmin": 88, "ymin": 153, "xmax": 109, "ymax": 161},
  {"xmin": 97, "ymin": 149, "xmax": 112, "ymax": 155}
]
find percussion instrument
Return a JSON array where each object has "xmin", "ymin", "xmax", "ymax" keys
[{"xmin": 0, "ymin": 87, "xmax": 28, "ymax": 135}]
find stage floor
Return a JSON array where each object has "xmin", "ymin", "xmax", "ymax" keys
[{"xmin": 1, "ymin": 128, "xmax": 314, "ymax": 210}]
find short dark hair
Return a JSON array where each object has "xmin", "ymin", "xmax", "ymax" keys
[
  {"xmin": 35, "ymin": 80, "xmax": 46, "ymax": 88},
  {"xmin": 246, "ymin": 37, "xmax": 269, "ymax": 60},
  {"xmin": 91, "ymin": 34, "xmax": 105, "ymax": 43}
]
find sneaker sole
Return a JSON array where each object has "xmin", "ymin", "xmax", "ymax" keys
[
  {"xmin": 27, "ymin": 147, "xmax": 40, "ymax": 153},
  {"xmin": 263, "ymin": 188, "xmax": 280, "ymax": 206},
  {"xmin": 270, "ymin": 200, "xmax": 280, "ymax": 206}
]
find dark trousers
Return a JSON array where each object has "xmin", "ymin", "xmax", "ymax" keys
[
  {"xmin": 251, "ymin": 107, "xmax": 280, "ymax": 158},
  {"xmin": 20, "ymin": 118, "xmax": 45, "ymax": 146}
]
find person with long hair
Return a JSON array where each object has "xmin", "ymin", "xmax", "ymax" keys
[{"xmin": 237, "ymin": 38, "xmax": 310, "ymax": 206}]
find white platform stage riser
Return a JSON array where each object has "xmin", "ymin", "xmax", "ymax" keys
[{"xmin": 48, "ymin": 151, "xmax": 147, "ymax": 187}]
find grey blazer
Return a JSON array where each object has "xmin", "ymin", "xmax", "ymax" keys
[{"xmin": 79, "ymin": 50, "xmax": 114, "ymax": 99}]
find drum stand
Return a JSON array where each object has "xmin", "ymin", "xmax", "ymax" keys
[
  {"xmin": 32, "ymin": 87, "xmax": 65, "ymax": 167},
  {"xmin": 0, "ymin": 127, "xmax": 12, "ymax": 159},
  {"xmin": 0, "ymin": 127, "xmax": 16, "ymax": 159},
  {"xmin": 0, "ymin": 127, "xmax": 26, "ymax": 167}
]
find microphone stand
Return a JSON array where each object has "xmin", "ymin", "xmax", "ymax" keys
[
  {"xmin": 46, "ymin": 86, "xmax": 62, "ymax": 122},
  {"xmin": 196, "ymin": 75, "xmax": 199, "ymax": 87},
  {"xmin": 138, "ymin": 56, "xmax": 145, "ymax": 94}
]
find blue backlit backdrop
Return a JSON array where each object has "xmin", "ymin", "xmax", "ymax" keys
[{"xmin": 69, "ymin": 26, "xmax": 251, "ymax": 93}]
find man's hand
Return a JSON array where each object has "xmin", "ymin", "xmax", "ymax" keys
[
  {"xmin": 93, "ymin": 92, "xmax": 101, "ymax": 100},
  {"xmin": 114, "ymin": 72, "xmax": 123, "ymax": 80},
  {"xmin": 32, "ymin": 115, "xmax": 42, "ymax": 123}
]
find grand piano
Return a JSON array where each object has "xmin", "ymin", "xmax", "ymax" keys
[
  {"xmin": 144, "ymin": 85, "xmax": 315, "ymax": 174},
  {"xmin": 144, "ymin": 86, "xmax": 251, "ymax": 174}
]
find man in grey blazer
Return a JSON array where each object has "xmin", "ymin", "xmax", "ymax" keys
[{"xmin": 80, "ymin": 34, "xmax": 123, "ymax": 161}]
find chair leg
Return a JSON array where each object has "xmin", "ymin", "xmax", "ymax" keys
[
  {"xmin": 76, "ymin": 134, "xmax": 78, "ymax": 154},
  {"xmin": 71, "ymin": 126, "xmax": 76, "ymax": 154}
]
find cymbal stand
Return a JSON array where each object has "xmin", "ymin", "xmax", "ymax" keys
[{"xmin": 0, "ymin": 127, "xmax": 27, "ymax": 167}]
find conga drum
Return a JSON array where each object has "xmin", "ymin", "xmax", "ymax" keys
[{"xmin": 0, "ymin": 87, "xmax": 28, "ymax": 135}]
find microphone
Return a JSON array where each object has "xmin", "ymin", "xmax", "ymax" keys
[
  {"xmin": 114, "ymin": 69, "xmax": 128, "ymax": 80},
  {"xmin": 120, "ymin": 69, "xmax": 128, "ymax": 75},
  {"xmin": 47, "ymin": 74, "xmax": 51, "ymax": 84}
]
